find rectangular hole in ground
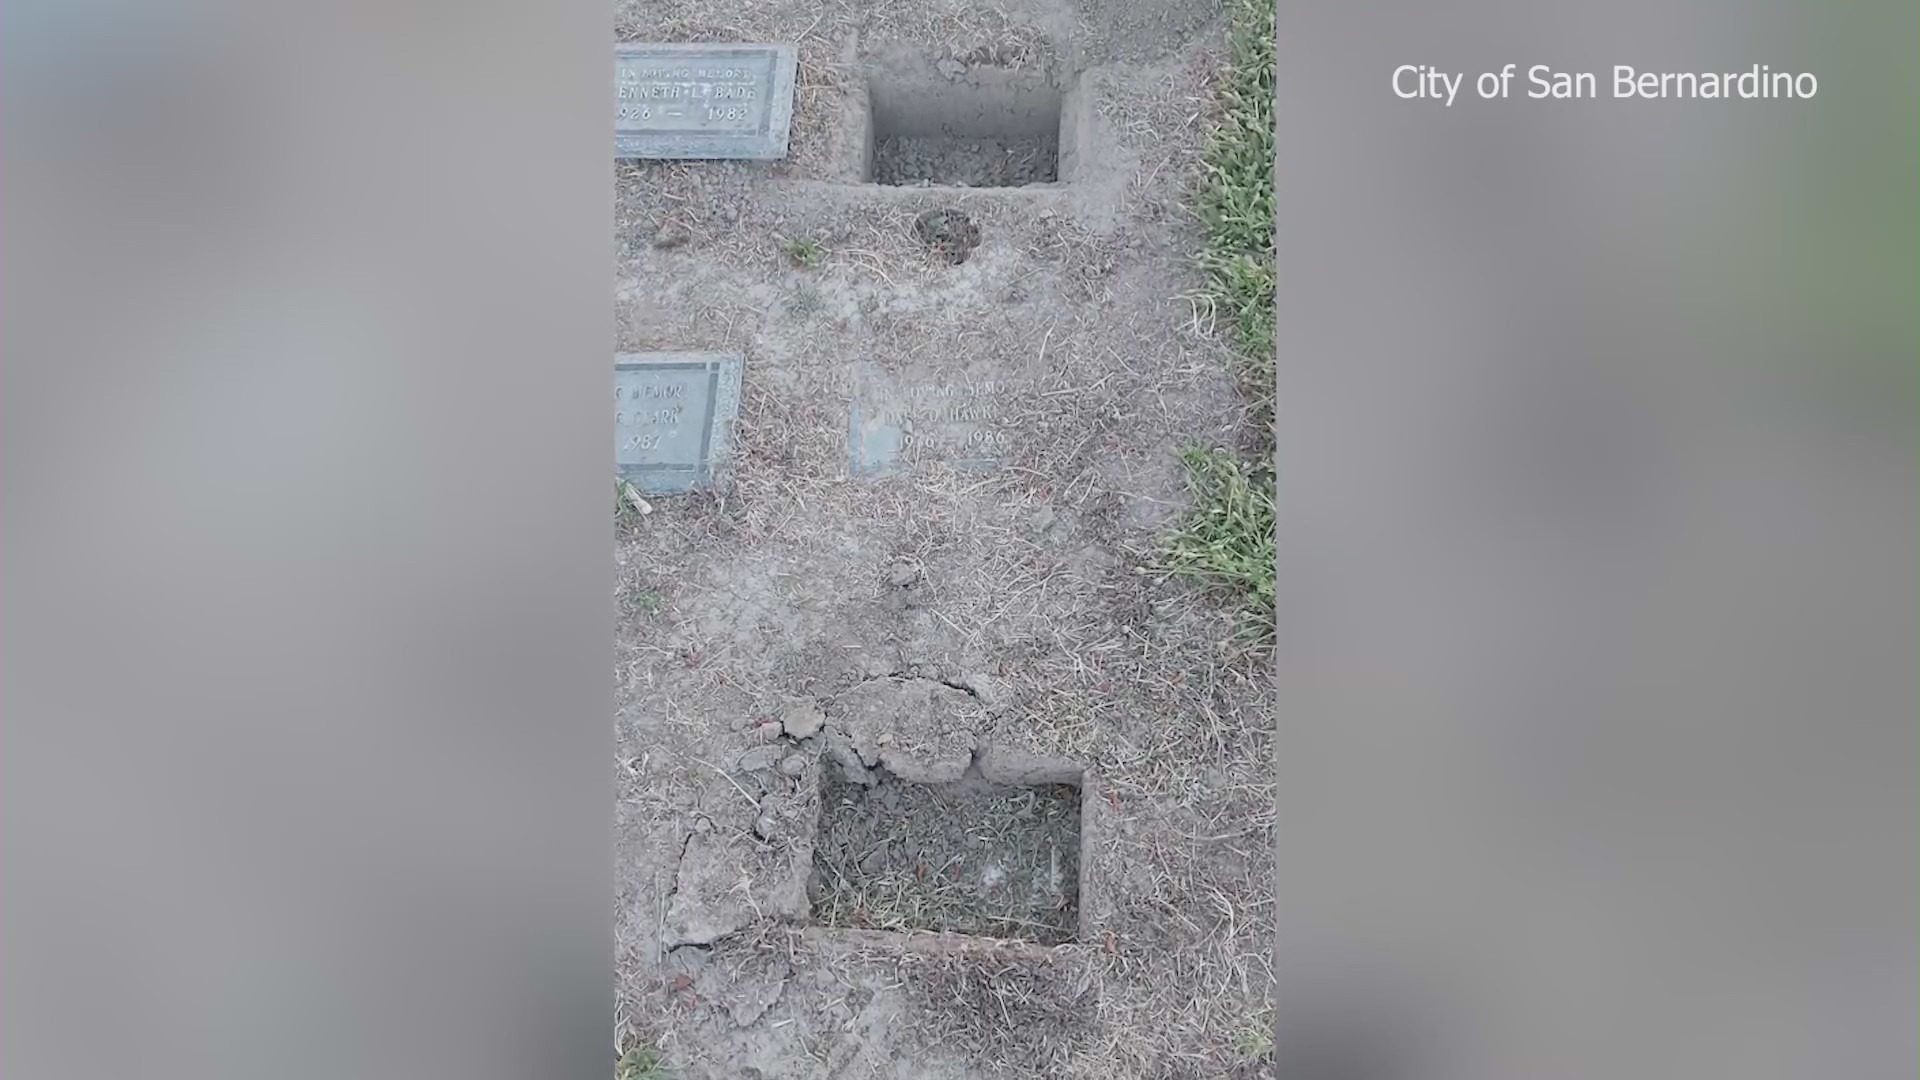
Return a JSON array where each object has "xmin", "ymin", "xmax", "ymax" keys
[
  {"xmin": 810, "ymin": 770, "xmax": 1081, "ymax": 943},
  {"xmin": 866, "ymin": 65, "xmax": 1063, "ymax": 187}
]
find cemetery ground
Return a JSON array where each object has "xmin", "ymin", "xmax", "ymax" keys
[{"xmin": 615, "ymin": 0, "xmax": 1275, "ymax": 1076}]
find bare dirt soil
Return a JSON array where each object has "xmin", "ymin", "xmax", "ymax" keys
[
  {"xmin": 615, "ymin": 0, "xmax": 1273, "ymax": 1076},
  {"xmin": 872, "ymin": 135, "xmax": 1060, "ymax": 187}
]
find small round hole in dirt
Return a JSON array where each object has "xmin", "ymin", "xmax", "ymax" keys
[{"xmin": 913, "ymin": 209, "xmax": 981, "ymax": 265}]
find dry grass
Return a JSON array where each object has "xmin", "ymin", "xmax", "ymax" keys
[
  {"xmin": 898, "ymin": 945, "xmax": 1100, "ymax": 1076},
  {"xmin": 618, "ymin": 0, "xmax": 1059, "ymax": 57}
]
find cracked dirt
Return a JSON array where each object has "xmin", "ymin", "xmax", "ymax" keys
[{"xmin": 616, "ymin": 0, "xmax": 1273, "ymax": 1076}]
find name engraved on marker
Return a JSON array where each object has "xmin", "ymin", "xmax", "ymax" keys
[
  {"xmin": 616, "ymin": 353, "xmax": 744, "ymax": 493},
  {"xmin": 850, "ymin": 378, "xmax": 1022, "ymax": 476},
  {"xmin": 615, "ymin": 44, "xmax": 797, "ymax": 160}
]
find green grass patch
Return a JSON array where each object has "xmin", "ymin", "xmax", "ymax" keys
[
  {"xmin": 1162, "ymin": 447, "xmax": 1275, "ymax": 620},
  {"xmin": 1163, "ymin": 0, "xmax": 1275, "ymax": 626},
  {"xmin": 1233, "ymin": 1009, "xmax": 1277, "ymax": 1062},
  {"xmin": 782, "ymin": 235, "xmax": 825, "ymax": 269},
  {"xmin": 616, "ymin": 1042, "xmax": 669, "ymax": 1080},
  {"xmin": 1194, "ymin": 0, "xmax": 1275, "ymax": 417}
]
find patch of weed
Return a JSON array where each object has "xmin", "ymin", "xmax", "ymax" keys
[
  {"xmin": 1232, "ymin": 1010, "xmax": 1276, "ymax": 1061},
  {"xmin": 1167, "ymin": 0, "xmax": 1275, "ymax": 635},
  {"xmin": 1195, "ymin": 0, "xmax": 1275, "ymax": 424},
  {"xmin": 623, "ymin": 588, "xmax": 665, "ymax": 617},
  {"xmin": 1162, "ymin": 447, "xmax": 1275, "ymax": 621},
  {"xmin": 616, "ymin": 1041, "xmax": 668, "ymax": 1080},
  {"xmin": 782, "ymin": 235, "xmax": 825, "ymax": 268},
  {"xmin": 789, "ymin": 284, "xmax": 824, "ymax": 317},
  {"xmin": 615, "ymin": 477, "xmax": 652, "ymax": 528}
]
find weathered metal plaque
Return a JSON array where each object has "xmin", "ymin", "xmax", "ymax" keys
[
  {"xmin": 849, "ymin": 376, "xmax": 1017, "ymax": 477},
  {"xmin": 615, "ymin": 44, "xmax": 797, "ymax": 160},
  {"xmin": 616, "ymin": 353, "xmax": 743, "ymax": 493}
]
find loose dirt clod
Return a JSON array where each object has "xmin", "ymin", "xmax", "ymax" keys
[
  {"xmin": 828, "ymin": 677, "xmax": 981, "ymax": 783},
  {"xmin": 779, "ymin": 702, "xmax": 825, "ymax": 739},
  {"xmin": 958, "ymin": 670, "xmax": 1013, "ymax": 712},
  {"xmin": 737, "ymin": 746, "xmax": 782, "ymax": 772},
  {"xmin": 911, "ymin": 209, "xmax": 982, "ymax": 265},
  {"xmin": 652, "ymin": 222, "xmax": 690, "ymax": 249}
]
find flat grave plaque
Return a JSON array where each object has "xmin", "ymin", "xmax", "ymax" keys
[
  {"xmin": 615, "ymin": 44, "xmax": 797, "ymax": 160},
  {"xmin": 616, "ymin": 353, "xmax": 743, "ymax": 493},
  {"xmin": 849, "ymin": 376, "xmax": 1018, "ymax": 477}
]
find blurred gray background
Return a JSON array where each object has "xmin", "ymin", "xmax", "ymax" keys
[
  {"xmin": 1276, "ymin": 2, "xmax": 1916, "ymax": 1078},
  {"xmin": 2, "ymin": 1, "xmax": 612, "ymax": 1078}
]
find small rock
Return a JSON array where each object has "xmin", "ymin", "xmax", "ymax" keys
[
  {"xmin": 781, "ymin": 702, "xmax": 825, "ymax": 740},
  {"xmin": 778, "ymin": 753, "xmax": 809, "ymax": 778},
  {"xmin": 692, "ymin": 817, "xmax": 712, "ymax": 834},
  {"xmin": 737, "ymin": 746, "xmax": 782, "ymax": 772},
  {"xmin": 652, "ymin": 222, "xmax": 689, "ymax": 249},
  {"xmin": 752, "ymin": 721, "xmax": 784, "ymax": 743},
  {"xmin": 753, "ymin": 814, "xmax": 780, "ymax": 840},
  {"xmin": 886, "ymin": 562, "xmax": 920, "ymax": 587}
]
